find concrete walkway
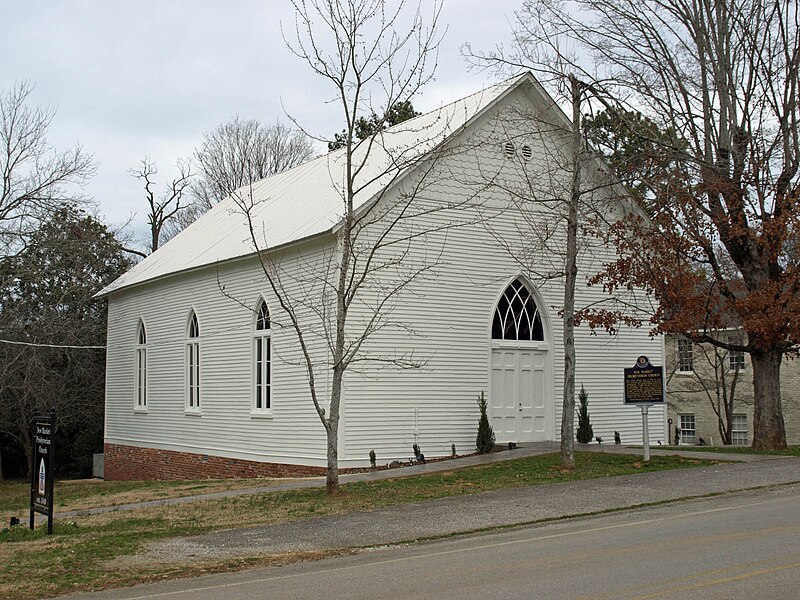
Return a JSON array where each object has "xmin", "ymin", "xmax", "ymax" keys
[{"xmin": 55, "ymin": 443, "xmax": 786, "ymax": 520}]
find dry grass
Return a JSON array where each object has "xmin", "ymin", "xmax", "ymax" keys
[
  {"xmin": 0, "ymin": 476, "xmax": 305, "ymax": 519},
  {"xmin": 0, "ymin": 452, "xmax": 720, "ymax": 600}
]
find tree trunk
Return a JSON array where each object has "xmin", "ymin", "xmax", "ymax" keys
[
  {"xmin": 327, "ymin": 208, "xmax": 350, "ymax": 497},
  {"xmin": 722, "ymin": 405, "xmax": 732, "ymax": 445},
  {"xmin": 151, "ymin": 226, "xmax": 160, "ymax": 253},
  {"xmin": 560, "ymin": 75, "xmax": 582, "ymax": 471},
  {"xmin": 721, "ymin": 424, "xmax": 732, "ymax": 445},
  {"xmin": 17, "ymin": 421, "xmax": 32, "ymax": 479},
  {"xmin": 326, "ymin": 424, "xmax": 339, "ymax": 494},
  {"xmin": 751, "ymin": 351, "xmax": 787, "ymax": 451},
  {"xmin": 717, "ymin": 389, "xmax": 732, "ymax": 445},
  {"xmin": 326, "ymin": 367, "xmax": 343, "ymax": 494},
  {"xmin": 23, "ymin": 440, "xmax": 32, "ymax": 480}
]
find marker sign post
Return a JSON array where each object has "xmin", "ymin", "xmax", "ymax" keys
[
  {"xmin": 30, "ymin": 411, "xmax": 56, "ymax": 534},
  {"xmin": 624, "ymin": 356, "xmax": 665, "ymax": 462}
]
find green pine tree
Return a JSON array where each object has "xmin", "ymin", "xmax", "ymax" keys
[
  {"xmin": 476, "ymin": 391, "xmax": 496, "ymax": 453},
  {"xmin": 576, "ymin": 385, "xmax": 594, "ymax": 444},
  {"xmin": 328, "ymin": 100, "xmax": 421, "ymax": 151}
]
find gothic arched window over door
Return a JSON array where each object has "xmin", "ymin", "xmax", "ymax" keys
[{"xmin": 492, "ymin": 278, "xmax": 544, "ymax": 341}]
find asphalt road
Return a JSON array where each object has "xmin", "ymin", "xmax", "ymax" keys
[{"xmin": 86, "ymin": 484, "xmax": 800, "ymax": 600}]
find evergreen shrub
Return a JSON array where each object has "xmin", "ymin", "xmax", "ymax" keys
[
  {"xmin": 476, "ymin": 391, "xmax": 496, "ymax": 453},
  {"xmin": 576, "ymin": 385, "xmax": 594, "ymax": 444}
]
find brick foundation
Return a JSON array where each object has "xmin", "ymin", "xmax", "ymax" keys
[{"xmin": 104, "ymin": 443, "xmax": 327, "ymax": 480}]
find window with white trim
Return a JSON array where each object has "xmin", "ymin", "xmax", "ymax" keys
[
  {"xmin": 680, "ymin": 414, "xmax": 696, "ymax": 445},
  {"xmin": 134, "ymin": 321, "xmax": 147, "ymax": 409},
  {"xmin": 186, "ymin": 310, "xmax": 200, "ymax": 411},
  {"xmin": 728, "ymin": 335, "xmax": 746, "ymax": 372},
  {"xmin": 492, "ymin": 278, "xmax": 544, "ymax": 341},
  {"xmin": 253, "ymin": 300, "xmax": 272, "ymax": 412},
  {"xmin": 731, "ymin": 414, "xmax": 748, "ymax": 446},
  {"xmin": 677, "ymin": 338, "xmax": 694, "ymax": 373}
]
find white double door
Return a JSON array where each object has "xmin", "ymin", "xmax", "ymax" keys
[{"xmin": 490, "ymin": 347, "xmax": 548, "ymax": 442}]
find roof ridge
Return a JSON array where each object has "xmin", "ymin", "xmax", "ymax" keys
[
  {"xmin": 97, "ymin": 75, "xmax": 527, "ymax": 297},
  {"xmin": 227, "ymin": 74, "xmax": 525, "ymax": 197},
  {"xmin": 380, "ymin": 72, "xmax": 527, "ymax": 134}
]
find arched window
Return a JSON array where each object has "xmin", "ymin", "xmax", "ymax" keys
[
  {"xmin": 492, "ymin": 278, "xmax": 544, "ymax": 341},
  {"xmin": 186, "ymin": 310, "xmax": 200, "ymax": 411},
  {"xmin": 134, "ymin": 321, "xmax": 147, "ymax": 409},
  {"xmin": 253, "ymin": 300, "xmax": 272, "ymax": 412}
]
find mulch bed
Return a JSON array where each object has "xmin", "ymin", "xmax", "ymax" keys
[{"xmin": 340, "ymin": 443, "xmax": 514, "ymax": 474}]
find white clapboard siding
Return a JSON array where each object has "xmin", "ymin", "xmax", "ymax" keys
[
  {"xmin": 105, "ymin": 237, "xmax": 335, "ymax": 466},
  {"xmin": 339, "ymin": 95, "xmax": 664, "ymax": 466},
  {"xmin": 105, "ymin": 81, "xmax": 664, "ymax": 470}
]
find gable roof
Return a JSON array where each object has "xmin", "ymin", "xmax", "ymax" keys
[{"xmin": 98, "ymin": 73, "xmax": 538, "ymax": 297}]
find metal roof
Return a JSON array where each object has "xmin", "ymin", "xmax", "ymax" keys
[{"xmin": 98, "ymin": 74, "xmax": 528, "ymax": 297}]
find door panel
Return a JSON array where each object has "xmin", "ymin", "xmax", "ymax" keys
[
  {"xmin": 490, "ymin": 351, "xmax": 519, "ymax": 438},
  {"xmin": 532, "ymin": 353, "xmax": 546, "ymax": 434},
  {"xmin": 519, "ymin": 352, "xmax": 533, "ymax": 434},
  {"xmin": 490, "ymin": 348, "xmax": 548, "ymax": 442}
]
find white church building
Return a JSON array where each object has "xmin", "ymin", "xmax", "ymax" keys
[{"xmin": 99, "ymin": 73, "xmax": 665, "ymax": 480}]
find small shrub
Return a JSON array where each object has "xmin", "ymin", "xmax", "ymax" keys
[
  {"xmin": 576, "ymin": 385, "xmax": 593, "ymax": 444},
  {"xmin": 369, "ymin": 449, "xmax": 376, "ymax": 469},
  {"xmin": 674, "ymin": 425, "xmax": 681, "ymax": 445},
  {"xmin": 614, "ymin": 431, "xmax": 621, "ymax": 445},
  {"xmin": 412, "ymin": 443, "xmax": 421, "ymax": 459},
  {"xmin": 451, "ymin": 443, "xmax": 457, "ymax": 457},
  {"xmin": 476, "ymin": 391, "xmax": 495, "ymax": 453}
]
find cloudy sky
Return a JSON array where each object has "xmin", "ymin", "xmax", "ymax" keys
[{"xmin": 1, "ymin": 1, "xmax": 520, "ymax": 244}]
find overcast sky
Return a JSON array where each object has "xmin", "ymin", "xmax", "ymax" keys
[{"xmin": 0, "ymin": 1, "xmax": 520, "ymax": 243}]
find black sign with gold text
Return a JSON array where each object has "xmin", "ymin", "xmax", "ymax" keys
[{"xmin": 624, "ymin": 356, "xmax": 665, "ymax": 404}]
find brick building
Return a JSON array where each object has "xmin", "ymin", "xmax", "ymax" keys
[{"xmin": 665, "ymin": 333, "xmax": 800, "ymax": 446}]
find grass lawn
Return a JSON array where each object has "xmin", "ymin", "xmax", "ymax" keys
[
  {"xmin": 659, "ymin": 445, "xmax": 800, "ymax": 456},
  {"xmin": 0, "ymin": 477, "xmax": 293, "ymax": 518},
  {"xmin": 0, "ymin": 452, "xmax": 720, "ymax": 600}
]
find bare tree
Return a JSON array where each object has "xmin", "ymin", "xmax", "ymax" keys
[
  {"xmin": 164, "ymin": 118, "xmax": 315, "ymax": 238},
  {"xmin": 467, "ymin": 17, "xmax": 631, "ymax": 469},
  {"xmin": 475, "ymin": 78, "xmax": 633, "ymax": 470},
  {"xmin": 0, "ymin": 206, "xmax": 129, "ymax": 477},
  {"xmin": 129, "ymin": 157, "xmax": 192, "ymax": 254},
  {"xmin": 0, "ymin": 81, "xmax": 95, "ymax": 255},
  {"xmin": 472, "ymin": 0, "xmax": 800, "ymax": 450},
  {"xmin": 220, "ymin": 0, "xmax": 445, "ymax": 494},
  {"xmin": 504, "ymin": 0, "xmax": 800, "ymax": 450},
  {"xmin": 561, "ymin": 76, "xmax": 582, "ymax": 469},
  {"xmin": 668, "ymin": 335, "xmax": 748, "ymax": 445}
]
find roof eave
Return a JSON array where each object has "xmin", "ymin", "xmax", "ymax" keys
[{"xmin": 94, "ymin": 228, "xmax": 336, "ymax": 299}]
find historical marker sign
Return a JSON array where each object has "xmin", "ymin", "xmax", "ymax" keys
[
  {"xmin": 30, "ymin": 411, "xmax": 56, "ymax": 534},
  {"xmin": 624, "ymin": 357, "xmax": 664, "ymax": 463},
  {"xmin": 624, "ymin": 356, "xmax": 665, "ymax": 404}
]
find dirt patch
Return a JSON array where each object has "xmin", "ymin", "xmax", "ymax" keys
[
  {"xmin": 105, "ymin": 538, "xmax": 357, "ymax": 572},
  {"xmin": 108, "ymin": 537, "xmax": 250, "ymax": 567},
  {"xmin": 58, "ymin": 478, "xmax": 302, "ymax": 512}
]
